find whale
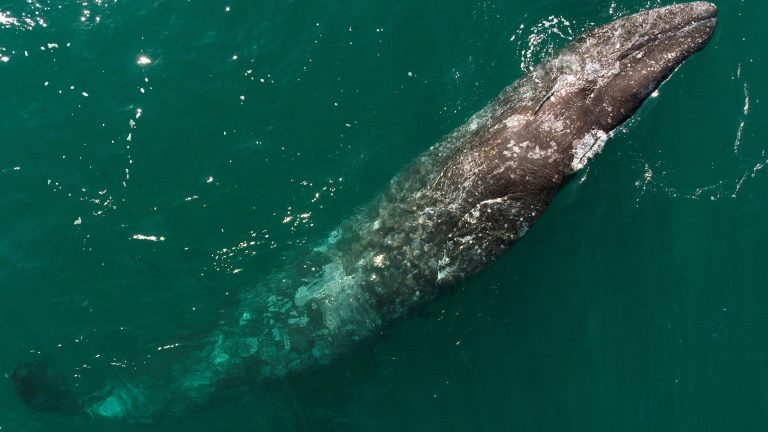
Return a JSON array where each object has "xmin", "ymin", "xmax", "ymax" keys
[{"xmin": 11, "ymin": 2, "xmax": 718, "ymax": 423}]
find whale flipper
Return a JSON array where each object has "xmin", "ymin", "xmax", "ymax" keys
[{"xmin": 11, "ymin": 361, "xmax": 80, "ymax": 414}]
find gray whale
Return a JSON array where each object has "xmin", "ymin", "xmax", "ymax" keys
[{"xmin": 12, "ymin": 2, "xmax": 717, "ymax": 422}]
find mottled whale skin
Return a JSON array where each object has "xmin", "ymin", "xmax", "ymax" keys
[{"xmin": 12, "ymin": 2, "xmax": 717, "ymax": 422}]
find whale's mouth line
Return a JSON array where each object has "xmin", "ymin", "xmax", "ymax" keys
[{"xmin": 618, "ymin": 14, "xmax": 717, "ymax": 62}]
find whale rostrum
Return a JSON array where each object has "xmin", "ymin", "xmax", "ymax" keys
[{"xmin": 11, "ymin": 2, "xmax": 717, "ymax": 422}]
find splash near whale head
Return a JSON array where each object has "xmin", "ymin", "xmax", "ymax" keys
[{"xmin": 11, "ymin": 2, "xmax": 717, "ymax": 423}]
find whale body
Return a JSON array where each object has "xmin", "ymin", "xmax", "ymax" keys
[{"xmin": 12, "ymin": 2, "xmax": 717, "ymax": 422}]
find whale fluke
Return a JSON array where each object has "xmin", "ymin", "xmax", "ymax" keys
[{"xmin": 11, "ymin": 361, "xmax": 80, "ymax": 414}]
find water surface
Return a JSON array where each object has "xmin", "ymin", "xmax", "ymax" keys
[{"xmin": 1, "ymin": 0, "xmax": 766, "ymax": 430}]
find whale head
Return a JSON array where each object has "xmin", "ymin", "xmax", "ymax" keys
[{"xmin": 533, "ymin": 2, "xmax": 717, "ymax": 135}]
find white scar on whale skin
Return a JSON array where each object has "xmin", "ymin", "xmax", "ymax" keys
[{"xmin": 571, "ymin": 130, "xmax": 610, "ymax": 172}]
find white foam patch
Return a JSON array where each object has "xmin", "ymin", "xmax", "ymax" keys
[{"xmin": 131, "ymin": 234, "xmax": 165, "ymax": 241}]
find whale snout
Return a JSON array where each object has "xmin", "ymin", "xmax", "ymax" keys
[
  {"xmin": 570, "ymin": 1, "xmax": 718, "ymax": 67},
  {"xmin": 664, "ymin": 1, "xmax": 718, "ymax": 47},
  {"xmin": 525, "ymin": 2, "xmax": 719, "ymax": 155},
  {"xmin": 688, "ymin": 1, "xmax": 718, "ymax": 21}
]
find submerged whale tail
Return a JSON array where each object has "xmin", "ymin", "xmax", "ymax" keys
[
  {"xmin": 11, "ymin": 332, "xmax": 250, "ymax": 422},
  {"xmin": 11, "ymin": 361, "xmax": 81, "ymax": 415},
  {"xmin": 11, "ymin": 360, "xmax": 172, "ymax": 421}
]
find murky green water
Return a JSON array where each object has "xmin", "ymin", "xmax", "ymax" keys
[{"xmin": 1, "ymin": 0, "xmax": 765, "ymax": 430}]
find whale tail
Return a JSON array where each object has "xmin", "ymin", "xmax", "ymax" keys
[
  {"xmin": 9, "ymin": 324, "xmax": 269, "ymax": 423},
  {"xmin": 11, "ymin": 360, "xmax": 81, "ymax": 415}
]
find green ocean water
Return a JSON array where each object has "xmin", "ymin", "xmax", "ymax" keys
[{"xmin": 0, "ymin": 0, "xmax": 765, "ymax": 430}]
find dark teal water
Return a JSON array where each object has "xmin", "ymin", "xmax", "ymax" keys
[{"xmin": 1, "ymin": 0, "xmax": 765, "ymax": 430}]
